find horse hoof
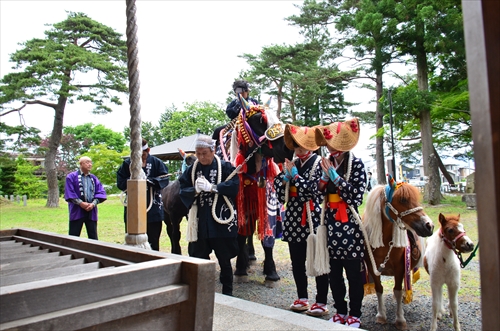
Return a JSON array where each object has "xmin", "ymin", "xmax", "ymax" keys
[
  {"xmin": 264, "ymin": 272, "xmax": 280, "ymax": 282},
  {"xmin": 395, "ymin": 321, "xmax": 408, "ymax": 330},
  {"xmin": 234, "ymin": 275, "xmax": 249, "ymax": 283},
  {"xmin": 249, "ymin": 254, "xmax": 257, "ymax": 261},
  {"xmin": 234, "ymin": 269, "xmax": 248, "ymax": 276},
  {"xmin": 264, "ymin": 279, "xmax": 279, "ymax": 288},
  {"xmin": 375, "ymin": 316, "xmax": 387, "ymax": 324}
]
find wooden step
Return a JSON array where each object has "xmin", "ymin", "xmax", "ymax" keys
[
  {"xmin": 1, "ymin": 249, "xmax": 50, "ymax": 262},
  {"xmin": 0, "ymin": 262, "xmax": 105, "ymax": 286},
  {"xmin": 1, "ymin": 256, "xmax": 86, "ymax": 276},
  {"xmin": 1, "ymin": 250, "xmax": 60, "ymax": 265}
]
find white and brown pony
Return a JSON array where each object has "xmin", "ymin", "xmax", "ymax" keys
[
  {"xmin": 362, "ymin": 179, "xmax": 434, "ymax": 330},
  {"xmin": 424, "ymin": 213, "xmax": 475, "ymax": 331}
]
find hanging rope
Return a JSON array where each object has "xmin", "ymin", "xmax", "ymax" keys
[
  {"xmin": 124, "ymin": 0, "xmax": 149, "ymax": 249},
  {"xmin": 126, "ymin": 0, "xmax": 143, "ymax": 181}
]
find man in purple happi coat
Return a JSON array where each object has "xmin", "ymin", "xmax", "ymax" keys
[{"xmin": 64, "ymin": 156, "xmax": 107, "ymax": 240}]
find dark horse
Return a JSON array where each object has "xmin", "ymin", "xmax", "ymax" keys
[
  {"xmin": 362, "ymin": 180, "xmax": 434, "ymax": 330},
  {"xmin": 162, "ymin": 152, "xmax": 196, "ymax": 254},
  {"xmin": 161, "ymin": 101, "xmax": 293, "ymax": 280},
  {"xmin": 213, "ymin": 98, "xmax": 293, "ymax": 283}
]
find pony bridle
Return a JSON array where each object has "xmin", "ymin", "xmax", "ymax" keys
[
  {"xmin": 384, "ymin": 189, "xmax": 424, "ymax": 230},
  {"xmin": 439, "ymin": 227, "xmax": 467, "ymax": 251}
]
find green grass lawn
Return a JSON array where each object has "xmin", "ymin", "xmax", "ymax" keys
[{"xmin": 0, "ymin": 193, "xmax": 481, "ymax": 302}]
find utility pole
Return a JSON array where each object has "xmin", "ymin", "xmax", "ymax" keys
[{"xmin": 388, "ymin": 89, "xmax": 397, "ymax": 179}]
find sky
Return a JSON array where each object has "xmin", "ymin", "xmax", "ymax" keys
[{"xmin": 0, "ymin": 0, "xmax": 376, "ymax": 165}]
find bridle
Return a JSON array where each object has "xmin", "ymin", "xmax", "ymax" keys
[
  {"xmin": 439, "ymin": 226, "xmax": 466, "ymax": 250},
  {"xmin": 439, "ymin": 226, "xmax": 479, "ymax": 268},
  {"xmin": 384, "ymin": 184, "xmax": 424, "ymax": 230}
]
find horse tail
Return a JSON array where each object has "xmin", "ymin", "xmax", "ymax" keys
[{"xmin": 363, "ymin": 185, "xmax": 385, "ymax": 248}]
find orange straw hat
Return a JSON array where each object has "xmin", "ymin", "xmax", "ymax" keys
[
  {"xmin": 284, "ymin": 124, "xmax": 320, "ymax": 151},
  {"xmin": 315, "ymin": 118, "xmax": 360, "ymax": 151}
]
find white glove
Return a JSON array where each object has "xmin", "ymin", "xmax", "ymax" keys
[{"xmin": 195, "ymin": 177, "xmax": 213, "ymax": 193}]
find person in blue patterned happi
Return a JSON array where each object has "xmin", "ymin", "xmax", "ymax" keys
[{"xmin": 315, "ymin": 118, "xmax": 367, "ymax": 328}]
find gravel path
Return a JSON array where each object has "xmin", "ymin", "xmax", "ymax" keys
[{"xmin": 212, "ymin": 251, "xmax": 482, "ymax": 331}]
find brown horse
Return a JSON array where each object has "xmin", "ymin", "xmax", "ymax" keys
[{"xmin": 362, "ymin": 181, "xmax": 434, "ymax": 330}]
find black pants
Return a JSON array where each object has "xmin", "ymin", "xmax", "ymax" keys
[
  {"xmin": 124, "ymin": 220, "xmax": 163, "ymax": 251},
  {"xmin": 69, "ymin": 213, "xmax": 98, "ymax": 240},
  {"xmin": 288, "ymin": 241, "xmax": 329, "ymax": 303},
  {"xmin": 329, "ymin": 258, "xmax": 364, "ymax": 317},
  {"xmin": 189, "ymin": 237, "xmax": 239, "ymax": 295}
]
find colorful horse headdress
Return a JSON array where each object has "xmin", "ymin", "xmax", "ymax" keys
[{"xmin": 385, "ymin": 173, "xmax": 404, "ymax": 222}]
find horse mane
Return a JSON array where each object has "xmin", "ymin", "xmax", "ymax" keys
[
  {"xmin": 363, "ymin": 185, "xmax": 385, "ymax": 248},
  {"xmin": 363, "ymin": 182, "xmax": 423, "ymax": 249},
  {"xmin": 394, "ymin": 182, "xmax": 421, "ymax": 206}
]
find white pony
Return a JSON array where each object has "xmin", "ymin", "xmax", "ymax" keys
[{"xmin": 424, "ymin": 213, "xmax": 475, "ymax": 331}]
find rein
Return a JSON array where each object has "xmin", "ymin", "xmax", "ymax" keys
[{"xmin": 440, "ymin": 227, "xmax": 480, "ymax": 268}]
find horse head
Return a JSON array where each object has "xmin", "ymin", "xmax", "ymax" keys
[
  {"xmin": 363, "ymin": 180, "xmax": 434, "ymax": 249},
  {"xmin": 438, "ymin": 213, "xmax": 474, "ymax": 253},
  {"xmin": 384, "ymin": 182, "xmax": 434, "ymax": 237},
  {"xmin": 235, "ymin": 95, "xmax": 293, "ymax": 165}
]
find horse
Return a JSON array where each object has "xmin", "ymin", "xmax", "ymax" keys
[
  {"xmin": 362, "ymin": 180, "xmax": 434, "ymax": 330},
  {"xmin": 162, "ymin": 152, "xmax": 196, "ymax": 254},
  {"xmin": 424, "ymin": 213, "xmax": 475, "ymax": 331},
  {"xmin": 214, "ymin": 96, "xmax": 293, "ymax": 284}
]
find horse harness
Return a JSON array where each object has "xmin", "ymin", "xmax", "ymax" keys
[
  {"xmin": 375, "ymin": 184, "xmax": 424, "ymax": 273},
  {"xmin": 383, "ymin": 187, "xmax": 424, "ymax": 230},
  {"xmin": 439, "ymin": 226, "xmax": 480, "ymax": 268}
]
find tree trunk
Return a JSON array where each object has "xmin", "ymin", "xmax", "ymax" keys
[
  {"xmin": 424, "ymin": 153, "xmax": 442, "ymax": 205},
  {"xmin": 276, "ymin": 84, "xmax": 283, "ymax": 119},
  {"xmin": 433, "ymin": 145, "xmax": 455, "ymax": 185},
  {"xmin": 45, "ymin": 97, "xmax": 67, "ymax": 207},
  {"xmin": 416, "ymin": 22, "xmax": 441, "ymax": 204},
  {"xmin": 375, "ymin": 70, "xmax": 386, "ymax": 185}
]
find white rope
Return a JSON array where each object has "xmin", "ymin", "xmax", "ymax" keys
[
  {"xmin": 119, "ymin": 186, "xmax": 154, "ymax": 212},
  {"xmin": 188, "ymin": 155, "xmax": 235, "ymax": 232},
  {"xmin": 211, "ymin": 155, "xmax": 236, "ymax": 225}
]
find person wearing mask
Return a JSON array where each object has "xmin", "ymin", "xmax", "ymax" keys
[
  {"xmin": 273, "ymin": 124, "xmax": 329, "ymax": 316},
  {"xmin": 179, "ymin": 134, "xmax": 240, "ymax": 296},
  {"xmin": 64, "ymin": 156, "xmax": 107, "ymax": 240},
  {"xmin": 116, "ymin": 138, "xmax": 170, "ymax": 251},
  {"xmin": 315, "ymin": 118, "xmax": 366, "ymax": 328},
  {"xmin": 225, "ymin": 80, "xmax": 259, "ymax": 120},
  {"xmin": 366, "ymin": 171, "xmax": 377, "ymax": 192}
]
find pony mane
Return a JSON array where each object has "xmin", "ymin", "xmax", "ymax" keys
[
  {"xmin": 395, "ymin": 182, "xmax": 421, "ymax": 205},
  {"xmin": 363, "ymin": 184, "xmax": 385, "ymax": 248}
]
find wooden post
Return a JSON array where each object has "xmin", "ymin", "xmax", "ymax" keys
[
  {"xmin": 462, "ymin": 0, "xmax": 500, "ymax": 329},
  {"xmin": 23, "ymin": 195, "xmax": 27, "ymax": 206},
  {"xmin": 126, "ymin": 180, "xmax": 147, "ymax": 234}
]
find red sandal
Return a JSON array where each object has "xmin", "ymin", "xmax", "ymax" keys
[
  {"xmin": 290, "ymin": 299, "xmax": 309, "ymax": 312},
  {"xmin": 306, "ymin": 303, "xmax": 329, "ymax": 317},
  {"xmin": 345, "ymin": 315, "xmax": 361, "ymax": 328},
  {"xmin": 329, "ymin": 313, "xmax": 346, "ymax": 324}
]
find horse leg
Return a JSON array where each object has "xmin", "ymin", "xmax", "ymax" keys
[
  {"xmin": 262, "ymin": 242, "xmax": 280, "ymax": 282},
  {"xmin": 171, "ymin": 216, "xmax": 182, "ymax": 255},
  {"xmin": 448, "ymin": 282, "xmax": 461, "ymax": 331},
  {"xmin": 164, "ymin": 214, "xmax": 181, "ymax": 255},
  {"xmin": 247, "ymin": 235, "xmax": 256, "ymax": 261},
  {"xmin": 373, "ymin": 276, "xmax": 387, "ymax": 324},
  {"xmin": 234, "ymin": 234, "xmax": 249, "ymax": 281},
  {"xmin": 430, "ymin": 282, "xmax": 443, "ymax": 331},
  {"xmin": 392, "ymin": 289, "xmax": 408, "ymax": 330}
]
